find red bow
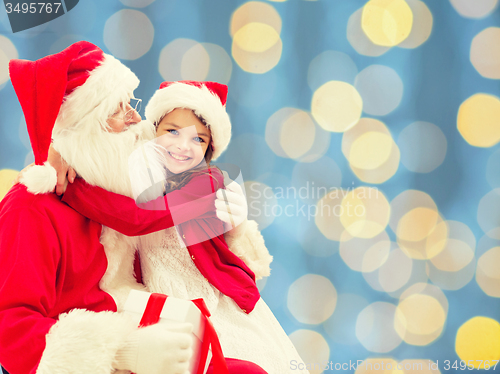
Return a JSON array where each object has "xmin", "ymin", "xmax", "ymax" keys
[{"xmin": 138, "ymin": 293, "xmax": 229, "ymax": 374}]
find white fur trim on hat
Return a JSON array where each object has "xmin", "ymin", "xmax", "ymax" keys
[
  {"xmin": 145, "ymin": 82, "xmax": 231, "ymax": 160},
  {"xmin": 52, "ymin": 53, "xmax": 140, "ymax": 137},
  {"xmin": 20, "ymin": 161, "xmax": 57, "ymax": 195}
]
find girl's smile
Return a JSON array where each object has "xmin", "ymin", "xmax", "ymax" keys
[{"xmin": 155, "ymin": 108, "xmax": 212, "ymax": 174}]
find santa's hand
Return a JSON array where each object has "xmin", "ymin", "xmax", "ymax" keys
[
  {"xmin": 12, "ymin": 162, "xmax": 35, "ymax": 185},
  {"xmin": 215, "ymin": 180, "xmax": 248, "ymax": 237},
  {"xmin": 115, "ymin": 322, "xmax": 193, "ymax": 374},
  {"xmin": 47, "ymin": 144, "xmax": 77, "ymax": 195}
]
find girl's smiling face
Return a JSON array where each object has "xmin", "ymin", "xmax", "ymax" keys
[{"xmin": 155, "ymin": 108, "xmax": 212, "ymax": 174}]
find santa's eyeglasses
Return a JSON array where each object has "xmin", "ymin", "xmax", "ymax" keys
[{"xmin": 110, "ymin": 98, "xmax": 142, "ymax": 122}]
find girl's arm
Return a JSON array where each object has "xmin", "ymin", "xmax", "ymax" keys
[{"xmin": 61, "ymin": 169, "xmax": 224, "ymax": 237}]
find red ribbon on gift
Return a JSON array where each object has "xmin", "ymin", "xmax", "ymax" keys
[{"xmin": 138, "ymin": 293, "xmax": 229, "ymax": 374}]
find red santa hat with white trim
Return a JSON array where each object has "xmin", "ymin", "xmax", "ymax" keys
[
  {"xmin": 10, "ymin": 40, "xmax": 139, "ymax": 166},
  {"xmin": 10, "ymin": 41, "xmax": 140, "ymax": 194},
  {"xmin": 145, "ymin": 80, "xmax": 231, "ymax": 160}
]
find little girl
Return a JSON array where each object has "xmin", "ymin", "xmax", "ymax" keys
[{"xmin": 61, "ymin": 81, "xmax": 309, "ymax": 374}]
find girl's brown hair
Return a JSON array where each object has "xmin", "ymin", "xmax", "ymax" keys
[{"xmin": 155, "ymin": 111, "xmax": 220, "ymax": 194}]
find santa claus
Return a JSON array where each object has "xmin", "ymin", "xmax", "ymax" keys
[{"xmin": 0, "ymin": 41, "xmax": 271, "ymax": 374}]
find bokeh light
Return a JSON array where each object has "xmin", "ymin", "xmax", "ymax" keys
[
  {"xmin": 339, "ymin": 187, "xmax": 390, "ymax": 239},
  {"xmin": 0, "ymin": 36, "xmax": 18, "ymax": 87},
  {"xmin": 398, "ymin": 0, "xmax": 433, "ymax": 49},
  {"xmin": 470, "ymin": 27, "xmax": 500, "ymax": 79},
  {"xmin": 339, "ymin": 231, "xmax": 391, "ymax": 272},
  {"xmin": 316, "ymin": 188, "xmax": 349, "ymax": 242},
  {"xmin": 266, "ymin": 108, "xmax": 331, "ymax": 163},
  {"xmin": 429, "ymin": 221, "xmax": 475, "ymax": 271},
  {"xmin": 450, "ymin": 0, "xmax": 499, "ymax": 19},
  {"xmin": 307, "ymin": 51, "xmax": 358, "ymax": 91},
  {"xmin": 356, "ymin": 301, "xmax": 403, "ymax": 352},
  {"xmin": 354, "ymin": 65, "xmax": 404, "ymax": 116},
  {"xmin": 103, "ymin": 10, "xmax": 154, "ymax": 60},
  {"xmin": 398, "ymin": 122, "xmax": 447, "ymax": 173},
  {"xmin": 230, "ymin": 2, "xmax": 283, "ymax": 74},
  {"xmin": 347, "ymin": 8, "xmax": 391, "ymax": 57},
  {"xmin": 0, "ymin": 170, "xmax": 19, "ymax": 200},
  {"xmin": 323, "ymin": 293, "xmax": 369, "ymax": 345},
  {"xmin": 230, "ymin": 1, "xmax": 282, "ymax": 37},
  {"xmin": 361, "ymin": 0, "xmax": 413, "ymax": 47},
  {"xmin": 158, "ymin": 39, "xmax": 232, "ymax": 83},
  {"xmin": 456, "ymin": 317, "xmax": 500, "ymax": 368},
  {"xmin": 478, "ymin": 188, "xmax": 500, "ymax": 239},
  {"xmin": 457, "ymin": 93, "xmax": 500, "ymax": 148},
  {"xmin": 342, "ymin": 118, "xmax": 400, "ymax": 183},
  {"xmin": 476, "ymin": 246, "xmax": 500, "ymax": 297},
  {"xmin": 311, "ymin": 81, "xmax": 363, "ymax": 133},
  {"xmin": 395, "ymin": 283, "xmax": 447, "ymax": 346},
  {"xmin": 288, "ymin": 330, "xmax": 330, "ymax": 374},
  {"xmin": 390, "ymin": 190, "xmax": 448, "ymax": 260},
  {"xmin": 287, "ymin": 274, "xmax": 337, "ymax": 324}
]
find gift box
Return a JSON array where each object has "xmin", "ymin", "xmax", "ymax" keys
[{"xmin": 123, "ymin": 290, "xmax": 226, "ymax": 374}]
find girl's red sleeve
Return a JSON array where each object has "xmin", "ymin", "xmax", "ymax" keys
[{"xmin": 61, "ymin": 169, "xmax": 224, "ymax": 237}]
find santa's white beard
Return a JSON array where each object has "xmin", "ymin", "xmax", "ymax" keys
[{"xmin": 52, "ymin": 120, "xmax": 157, "ymax": 197}]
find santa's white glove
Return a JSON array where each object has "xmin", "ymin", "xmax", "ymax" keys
[
  {"xmin": 114, "ymin": 322, "xmax": 193, "ymax": 374},
  {"xmin": 215, "ymin": 179, "xmax": 248, "ymax": 238}
]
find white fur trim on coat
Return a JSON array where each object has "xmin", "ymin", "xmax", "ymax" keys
[
  {"xmin": 52, "ymin": 53, "xmax": 140, "ymax": 136},
  {"xmin": 37, "ymin": 309, "xmax": 137, "ymax": 374},
  {"xmin": 20, "ymin": 162, "xmax": 57, "ymax": 195},
  {"xmin": 224, "ymin": 220, "xmax": 272, "ymax": 280},
  {"xmin": 145, "ymin": 82, "xmax": 231, "ymax": 160}
]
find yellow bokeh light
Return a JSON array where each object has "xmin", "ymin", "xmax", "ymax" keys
[
  {"xmin": 0, "ymin": 169, "xmax": 19, "ymax": 200},
  {"xmin": 316, "ymin": 189, "xmax": 349, "ymax": 241},
  {"xmin": 232, "ymin": 36, "xmax": 282, "ymax": 74},
  {"xmin": 395, "ymin": 294, "xmax": 446, "ymax": 336},
  {"xmin": 349, "ymin": 132, "xmax": 394, "ymax": 170},
  {"xmin": 456, "ymin": 317, "xmax": 500, "ymax": 367},
  {"xmin": 280, "ymin": 110, "xmax": 316, "ymax": 159},
  {"xmin": 477, "ymin": 246, "xmax": 500, "ymax": 279},
  {"xmin": 347, "ymin": 8, "xmax": 391, "ymax": 57},
  {"xmin": 398, "ymin": 0, "xmax": 433, "ymax": 49},
  {"xmin": 361, "ymin": 0, "xmax": 414, "ymax": 47},
  {"xmin": 397, "ymin": 207, "xmax": 439, "ymax": 242},
  {"xmin": 476, "ymin": 246, "xmax": 500, "ymax": 297},
  {"xmin": 340, "ymin": 187, "xmax": 390, "ymax": 239},
  {"xmin": 233, "ymin": 22, "xmax": 281, "ymax": 53},
  {"xmin": 457, "ymin": 93, "xmax": 500, "ymax": 148},
  {"xmin": 342, "ymin": 118, "xmax": 400, "ymax": 184},
  {"xmin": 339, "ymin": 231, "xmax": 391, "ymax": 272},
  {"xmin": 471, "ymin": 27, "xmax": 500, "ymax": 79},
  {"xmin": 230, "ymin": 1, "xmax": 282, "ymax": 37},
  {"xmin": 311, "ymin": 81, "xmax": 363, "ymax": 133},
  {"xmin": 398, "ymin": 215, "xmax": 448, "ymax": 260}
]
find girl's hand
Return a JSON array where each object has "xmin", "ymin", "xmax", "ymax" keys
[
  {"xmin": 215, "ymin": 180, "xmax": 248, "ymax": 236},
  {"xmin": 47, "ymin": 144, "xmax": 77, "ymax": 195}
]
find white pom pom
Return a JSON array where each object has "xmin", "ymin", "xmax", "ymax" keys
[{"xmin": 20, "ymin": 162, "xmax": 57, "ymax": 195}]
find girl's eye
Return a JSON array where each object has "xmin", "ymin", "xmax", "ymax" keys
[
  {"xmin": 167, "ymin": 129, "xmax": 179, "ymax": 135},
  {"xmin": 194, "ymin": 137, "xmax": 204, "ymax": 143}
]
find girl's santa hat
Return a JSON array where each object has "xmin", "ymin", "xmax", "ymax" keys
[
  {"xmin": 145, "ymin": 81, "xmax": 231, "ymax": 160},
  {"xmin": 10, "ymin": 41, "xmax": 140, "ymax": 194}
]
